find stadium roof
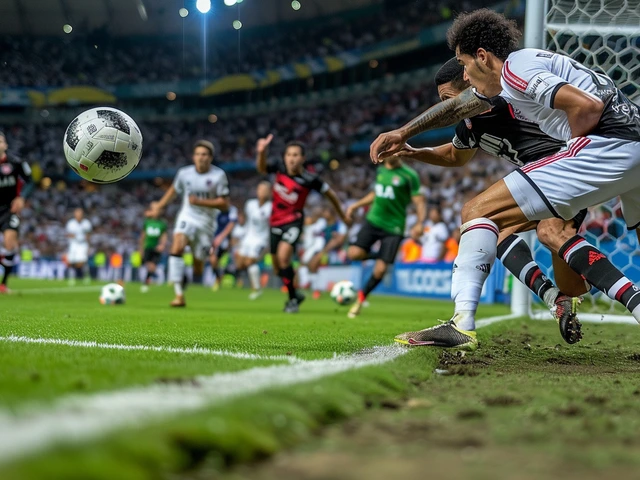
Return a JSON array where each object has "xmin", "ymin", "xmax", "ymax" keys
[{"xmin": 0, "ymin": 0, "xmax": 382, "ymax": 36}]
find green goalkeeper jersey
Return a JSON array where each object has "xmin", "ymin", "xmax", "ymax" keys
[
  {"xmin": 142, "ymin": 218, "xmax": 167, "ymax": 250},
  {"xmin": 366, "ymin": 163, "xmax": 421, "ymax": 235}
]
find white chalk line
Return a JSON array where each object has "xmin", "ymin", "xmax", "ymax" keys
[
  {"xmin": 0, "ymin": 335, "xmax": 300, "ymax": 363},
  {"xmin": 0, "ymin": 315, "xmax": 513, "ymax": 465},
  {"xmin": 0, "ymin": 345, "xmax": 406, "ymax": 464},
  {"xmin": 7, "ymin": 286, "xmax": 101, "ymax": 294}
]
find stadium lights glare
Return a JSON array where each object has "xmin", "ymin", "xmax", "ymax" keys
[
  {"xmin": 179, "ymin": 8, "xmax": 189, "ymax": 17},
  {"xmin": 233, "ymin": 20, "xmax": 242, "ymax": 30},
  {"xmin": 63, "ymin": 24, "xmax": 73, "ymax": 34},
  {"xmin": 196, "ymin": 0, "xmax": 211, "ymax": 14},
  {"xmin": 291, "ymin": 1, "xmax": 301, "ymax": 10},
  {"xmin": 224, "ymin": 0, "xmax": 238, "ymax": 6}
]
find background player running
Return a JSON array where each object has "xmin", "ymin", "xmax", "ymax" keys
[
  {"xmin": 345, "ymin": 155, "xmax": 426, "ymax": 319},
  {"xmin": 149, "ymin": 140, "xmax": 230, "ymax": 307},
  {"xmin": 256, "ymin": 134, "xmax": 351, "ymax": 313},
  {"xmin": 0, "ymin": 131, "xmax": 33, "ymax": 293},
  {"xmin": 235, "ymin": 181, "xmax": 272, "ymax": 300},
  {"xmin": 209, "ymin": 204, "xmax": 238, "ymax": 291},
  {"xmin": 65, "ymin": 208, "xmax": 92, "ymax": 286},
  {"xmin": 307, "ymin": 207, "xmax": 348, "ymax": 299},
  {"xmin": 139, "ymin": 201, "xmax": 168, "ymax": 293}
]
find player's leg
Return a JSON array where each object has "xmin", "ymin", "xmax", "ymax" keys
[
  {"xmin": 276, "ymin": 223, "xmax": 304, "ymax": 313},
  {"xmin": 209, "ymin": 248, "xmax": 221, "ymax": 291},
  {"xmin": 308, "ymin": 251, "xmax": 324, "ymax": 299},
  {"xmin": 243, "ymin": 240, "xmax": 266, "ymax": 300},
  {"xmin": 168, "ymin": 232, "xmax": 189, "ymax": 307},
  {"xmin": 0, "ymin": 226, "xmax": 19, "ymax": 292}
]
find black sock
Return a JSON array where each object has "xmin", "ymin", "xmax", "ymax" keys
[
  {"xmin": 559, "ymin": 235, "xmax": 640, "ymax": 314},
  {"xmin": 145, "ymin": 271, "xmax": 153, "ymax": 284},
  {"xmin": 75, "ymin": 266, "xmax": 83, "ymax": 280},
  {"xmin": 0, "ymin": 252, "xmax": 14, "ymax": 285},
  {"xmin": 362, "ymin": 274, "xmax": 383, "ymax": 299},
  {"xmin": 497, "ymin": 234, "xmax": 555, "ymax": 302},
  {"xmin": 279, "ymin": 265, "xmax": 297, "ymax": 300}
]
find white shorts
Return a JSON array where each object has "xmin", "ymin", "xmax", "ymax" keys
[
  {"xmin": 238, "ymin": 236, "xmax": 267, "ymax": 260},
  {"xmin": 301, "ymin": 238, "xmax": 326, "ymax": 264},
  {"xmin": 174, "ymin": 214, "xmax": 212, "ymax": 260},
  {"xmin": 504, "ymin": 135, "xmax": 640, "ymax": 229},
  {"xmin": 68, "ymin": 243, "xmax": 89, "ymax": 264}
]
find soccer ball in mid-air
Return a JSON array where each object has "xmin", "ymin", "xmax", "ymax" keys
[
  {"xmin": 100, "ymin": 283, "xmax": 126, "ymax": 305},
  {"xmin": 63, "ymin": 107, "xmax": 143, "ymax": 183},
  {"xmin": 330, "ymin": 280, "xmax": 357, "ymax": 306}
]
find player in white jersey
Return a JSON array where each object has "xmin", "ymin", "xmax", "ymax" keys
[
  {"xmin": 65, "ymin": 208, "xmax": 92, "ymax": 286},
  {"xmin": 236, "ymin": 181, "xmax": 272, "ymax": 299},
  {"xmin": 149, "ymin": 140, "xmax": 230, "ymax": 307},
  {"xmin": 371, "ymin": 9, "xmax": 640, "ymax": 349},
  {"xmin": 297, "ymin": 209, "xmax": 327, "ymax": 292}
]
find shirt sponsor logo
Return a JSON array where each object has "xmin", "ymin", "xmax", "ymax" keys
[
  {"xmin": 1, "ymin": 164, "xmax": 13, "ymax": 175},
  {"xmin": 274, "ymin": 182, "xmax": 299, "ymax": 204},
  {"xmin": 0, "ymin": 176, "xmax": 16, "ymax": 187},
  {"xmin": 525, "ymin": 76, "xmax": 549, "ymax": 99},
  {"xmin": 375, "ymin": 183, "xmax": 395, "ymax": 199},
  {"xmin": 392, "ymin": 176, "xmax": 401, "ymax": 186}
]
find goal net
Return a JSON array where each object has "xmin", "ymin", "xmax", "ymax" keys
[{"xmin": 523, "ymin": 0, "xmax": 640, "ymax": 324}]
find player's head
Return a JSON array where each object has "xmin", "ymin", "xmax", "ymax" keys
[
  {"xmin": 428, "ymin": 206, "xmax": 442, "ymax": 223},
  {"xmin": 192, "ymin": 140, "xmax": 215, "ymax": 173},
  {"xmin": 147, "ymin": 201, "xmax": 160, "ymax": 219},
  {"xmin": 0, "ymin": 132, "xmax": 7, "ymax": 156},
  {"xmin": 322, "ymin": 206, "xmax": 335, "ymax": 222},
  {"xmin": 256, "ymin": 181, "xmax": 271, "ymax": 202},
  {"xmin": 435, "ymin": 57, "xmax": 470, "ymax": 101},
  {"xmin": 283, "ymin": 141, "xmax": 306, "ymax": 172},
  {"xmin": 447, "ymin": 9, "xmax": 521, "ymax": 96},
  {"xmin": 384, "ymin": 156, "xmax": 401, "ymax": 168},
  {"xmin": 74, "ymin": 208, "xmax": 84, "ymax": 221}
]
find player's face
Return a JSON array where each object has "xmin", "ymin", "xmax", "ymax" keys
[
  {"xmin": 437, "ymin": 82, "xmax": 462, "ymax": 101},
  {"xmin": 192, "ymin": 146, "xmax": 213, "ymax": 172},
  {"xmin": 256, "ymin": 183, "xmax": 271, "ymax": 202},
  {"xmin": 0, "ymin": 136, "xmax": 7, "ymax": 156},
  {"xmin": 74, "ymin": 209, "xmax": 83, "ymax": 221},
  {"xmin": 284, "ymin": 146, "xmax": 305, "ymax": 172},
  {"xmin": 456, "ymin": 48, "xmax": 501, "ymax": 97}
]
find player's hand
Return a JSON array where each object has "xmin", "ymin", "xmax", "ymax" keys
[
  {"xmin": 370, "ymin": 129, "xmax": 407, "ymax": 164},
  {"xmin": 410, "ymin": 223, "xmax": 423, "ymax": 241},
  {"xmin": 10, "ymin": 197, "xmax": 24, "ymax": 214},
  {"xmin": 189, "ymin": 195, "xmax": 201, "ymax": 206},
  {"xmin": 392, "ymin": 143, "xmax": 421, "ymax": 158},
  {"xmin": 345, "ymin": 205, "xmax": 356, "ymax": 223},
  {"xmin": 256, "ymin": 134, "xmax": 274, "ymax": 154},
  {"xmin": 212, "ymin": 235, "xmax": 223, "ymax": 249}
]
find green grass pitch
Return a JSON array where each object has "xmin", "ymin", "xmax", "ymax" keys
[{"xmin": 1, "ymin": 279, "xmax": 640, "ymax": 480}]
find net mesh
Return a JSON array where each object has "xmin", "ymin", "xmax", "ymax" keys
[{"xmin": 528, "ymin": 0, "xmax": 640, "ymax": 320}]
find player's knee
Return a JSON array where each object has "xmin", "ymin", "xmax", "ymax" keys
[
  {"xmin": 347, "ymin": 246, "xmax": 363, "ymax": 261},
  {"xmin": 460, "ymin": 199, "xmax": 487, "ymax": 224}
]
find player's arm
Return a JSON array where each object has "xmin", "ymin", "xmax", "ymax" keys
[
  {"xmin": 323, "ymin": 188, "xmax": 351, "ymax": 226},
  {"xmin": 394, "ymin": 142, "xmax": 476, "ymax": 168},
  {"xmin": 154, "ymin": 185, "xmax": 177, "ymax": 213},
  {"xmin": 138, "ymin": 230, "xmax": 146, "ymax": 254},
  {"xmin": 345, "ymin": 191, "xmax": 376, "ymax": 222},
  {"xmin": 214, "ymin": 219, "xmax": 236, "ymax": 248},
  {"xmin": 256, "ymin": 134, "xmax": 274, "ymax": 174},
  {"xmin": 409, "ymin": 170, "xmax": 427, "ymax": 240},
  {"xmin": 370, "ymin": 88, "xmax": 492, "ymax": 163},
  {"xmin": 189, "ymin": 195, "xmax": 230, "ymax": 210},
  {"xmin": 157, "ymin": 232, "xmax": 168, "ymax": 252},
  {"xmin": 11, "ymin": 160, "xmax": 35, "ymax": 214},
  {"xmin": 552, "ymin": 85, "xmax": 604, "ymax": 138},
  {"xmin": 323, "ymin": 228, "xmax": 347, "ymax": 253}
]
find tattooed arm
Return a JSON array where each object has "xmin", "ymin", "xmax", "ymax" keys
[{"xmin": 369, "ymin": 88, "xmax": 492, "ymax": 164}]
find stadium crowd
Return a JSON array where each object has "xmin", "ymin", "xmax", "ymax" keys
[{"xmin": 0, "ymin": 0, "xmax": 493, "ymax": 87}]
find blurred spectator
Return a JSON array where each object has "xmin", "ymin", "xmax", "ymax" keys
[{"xmin": 419, "ymin": 206, "xmax": 449, "ymax": 263}]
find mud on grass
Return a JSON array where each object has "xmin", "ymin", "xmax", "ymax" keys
[{"xmin": 221, "ymin": 319, "xmax": 640, "ymax": 480}]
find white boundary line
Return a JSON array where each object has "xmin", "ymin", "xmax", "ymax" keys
[
  {"xmin": 0, "ymin": 335, "xmax": 301, "ymax": 363},
  {"xmin": 0, "ymin": 345, "xmax": 406, "ymax": 464},
  {"xmin": 9, "ymin": 286, "xmax": 101, "ymax": 294},
  {"xmin": 0, "ymin": 315, "xmax": 514, "ymax": 465}
]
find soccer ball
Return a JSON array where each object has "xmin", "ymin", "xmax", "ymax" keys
[
  {"xmin": 100, "ymin": 283, "xmax": 126, "ymax": 305},
  {"xmin": 63, "ymin": 107, "xmax": 143, "ymax": 183},
  {"xmin": 330, "ymin": 280, "xmax": 357, "ymax": 306}
]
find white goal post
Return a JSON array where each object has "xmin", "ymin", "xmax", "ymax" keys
[{"xmin": 500, "ymin": 0, "xmax": 640, "ymax": 324}]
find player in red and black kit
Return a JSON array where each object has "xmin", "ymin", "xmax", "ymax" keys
[
  {"xmin": 256, "ymin": 134, "xmax": 351, "ymax": 313},
  {"xmin": 0, "ymin": 132, "xmax": 34, "ymax": 293}
]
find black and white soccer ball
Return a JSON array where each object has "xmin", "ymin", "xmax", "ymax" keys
[{"xmin": 63, "ymin": 107, "xmax": 143, "ymax": 183}]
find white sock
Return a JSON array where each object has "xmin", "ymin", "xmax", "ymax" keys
[
  {"xmin": 168, "ymin": 255, "xmax": 185, "ymax": 295},
  {"xmin": 247, "ymin": 263, "xmax": 261, "ymax": 291},
  {"xmin": 451, "ymin": 218, "xmax": 499, "ymax": 331},
  {"xmin": 298, "ymin": 265, "xmax": 309, "ymax": 288},
  {"xmin": 309, "ymin": 272, "xmax": 319, "ymax": 291}
]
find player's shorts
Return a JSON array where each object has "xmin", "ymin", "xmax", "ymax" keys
[
  {"xmin": 270, "ymin": 220, "xmax": 303, "ymax": 254},
  {"xmin": 0, "ymin": 208, "xmax": 20, "ymax": 232},
  {"xmin": 301, "ymin": 237, "xmax": 326, "ymax": 264},
  {"xmin": 174, "ymin": 214, "xmax": 212, "ymax": 261},
  {"xmin": 143, "ymin": 248, "xmax": 162, "ymax": 265},
  {"xmin": 238, "ymin": 236, "xmax": 268, "ymax": 260},
  {"xmin": 68, "ymin": 243, "xmax": 89, "ymax": 264},
  {"xmin": 505, "ymin": 136, "xmax": 640, "ymax": 229},
  {"xmin": 351, "ymin": 219, "xmax": 403, "ymax": 265}
]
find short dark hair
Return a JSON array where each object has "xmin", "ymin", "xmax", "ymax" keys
[
  {"xmin": 285, "ymin": 140, "xmax": 306, "ymax": 156},
  {"xmin": 447, "ymin": 9, "xmax": 521, "ymax": 61},
  {"xmin": 435, "ymin": 57, "xmax": 468, "ymax": 91},
  {"xmin": 193, "ymin": 139, "xmax": 215, "ymax": 157}
]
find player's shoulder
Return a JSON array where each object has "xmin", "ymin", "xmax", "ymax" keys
[
  {"xmin": 503, "ymin": 49, "xmax": 558, "ymax": 83},
  {"xmin": 175, "ymin": 165, "xmax": 195, "ymax": 178},
  {"xmin": 400, "ymin": 163, "xmax": 420, "ymax": 180}
]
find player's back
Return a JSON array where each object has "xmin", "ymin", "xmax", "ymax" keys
[
  {"xmin": 244, "ymin": 199, "xmax": 271, "ymax": 240},
  {"xmin": 499, "ymin": 48, "xmax": 640, "ymax": 142},
  {"xmin": 174, "ymin": 165, "xmax": 230, "ymax": 232}
]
